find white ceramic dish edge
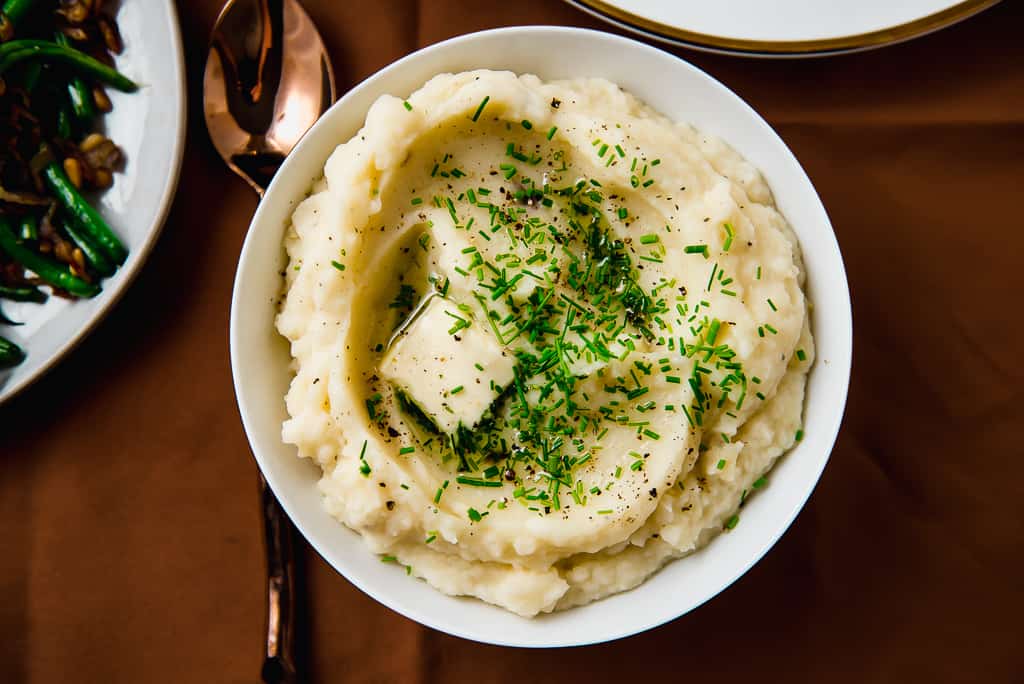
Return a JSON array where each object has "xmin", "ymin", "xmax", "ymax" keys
[
  {"xmin": 566, "ymin": 0, "xmax": 1001, "ymax": 58},
  {"xmin": 231, "ymin": 26, "xmax": 852, "ymax": 647},
  {"xmin": 0, "ymin": 0, "xmax": 187, "ymax": 405}
]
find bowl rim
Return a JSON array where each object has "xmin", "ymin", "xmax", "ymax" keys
[{"xmin": 231, "ymin": 24, "xmax": 852, "ymax": 647}]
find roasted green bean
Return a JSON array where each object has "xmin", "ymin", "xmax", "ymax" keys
[
  {"xmin": 42, "ymin": 160, "xmax": 127, "ymax": 265},
  {"xmin": 0, "ymin": 218, "xmax": 99, "ymax": 298},
  {"xmin": 0, "ymin": 335, "xmax": 25, "ymax": 368}
]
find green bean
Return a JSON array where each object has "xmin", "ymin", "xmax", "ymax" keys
[
  {"xmin": 1, "ymin": 0, "xmax": 36, "ymax": 25},
  {"xmin": 63, "ymin": 217, "xmax": 114, "ymax": 276},
  {"xmin": 0, "ymin": 218, "xmax": 99, "ymax": 298},
  {"xmin": 18, "ymin": 213, "xmax": 37, "ymax": 240},
  {"xmin": 42, "ymin": 161, "xmax": 126, "ymax": 265},
  {"xmin": 0, "ymin": 335, "xmax": 25, "ymax": 368},
  {"xmin": 55, "ymin": 33, "xmax": 97, "ymax": 124},
  {"xmin": 0, "ymin": 42, "xmax": 137, "ymax": 92},
  {"xmin": 21, "ymin": 60, "xmax": 42, "ymax": 92},
  {"xmin": 0, "ymin": 39, "xmax": 49, "ymax": 60},
  {"xmin": 56, "ymin": 97, "xmax": 72, "ymax": 139},
  {"xmin": 0, "ymin": 284, "xmax": 46, "ymax": 302}
]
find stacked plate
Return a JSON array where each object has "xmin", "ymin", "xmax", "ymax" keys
[{"xmin": 567, "ymin": 0, "xmax": 1001, "ymax": 57}]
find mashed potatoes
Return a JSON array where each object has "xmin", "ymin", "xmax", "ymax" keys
[{"xmin": 276, "ymin": 70, "xmax": 813, "ymax": 617}]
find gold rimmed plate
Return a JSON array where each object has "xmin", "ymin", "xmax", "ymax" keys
[{"xmin": 567, "ymin": 0, "xmax": 1002, "ymax": 57}]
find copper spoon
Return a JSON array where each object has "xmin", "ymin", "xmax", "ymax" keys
[
  {"xmin": 202, "ymin": 1, "xmax": 336, "ymax": 681},
  {"xmin": 204, "ymin": 0, "xmax": 335, "ymax": 196}
]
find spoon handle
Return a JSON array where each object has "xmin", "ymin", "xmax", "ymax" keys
[{"xmin": 260, "ymin": 473, "xmax": 297, "ymax": 684}]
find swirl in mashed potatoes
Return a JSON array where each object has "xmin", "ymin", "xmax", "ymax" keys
[{"xmin": 276, "ymin": 70, "xmax": 814, "ymax": 617}]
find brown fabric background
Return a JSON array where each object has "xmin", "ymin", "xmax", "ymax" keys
[{"xmin": 2, "ymin": 1, "xmax": 1022, "ymax": 682}]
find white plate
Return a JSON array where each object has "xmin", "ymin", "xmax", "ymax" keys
[
  {"xmin": 0, "ymin": 0, "xmax": 187, "ymax": 404},
  {"xmin": 568, "ymin": 0, "xmax": 1001, "ymax": 56},
  {"xmin": 231, "ymin": 26, "xmax": 853, "ymax": 646}
]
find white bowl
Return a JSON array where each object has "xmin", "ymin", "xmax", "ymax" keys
[
  {"xmin": 0, "ymin": 0, "xmax": 186, "ymax": 404},
  {"xmin": 231, "ymin": 26, "xmax": 852, "ymax": 647}
]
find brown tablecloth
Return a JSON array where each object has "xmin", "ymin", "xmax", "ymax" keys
[{"xmin": 3, "ymin": 1, "xmax": 1022, "ymax": 681}]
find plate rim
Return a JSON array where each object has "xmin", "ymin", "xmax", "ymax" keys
[
  {"xmin": 0, "ymin": 0, "xmax": 188, "ymax": 406},
  {"xmin": 568, "ymin": 0, "xmax": 1002, "ymax": 57}
]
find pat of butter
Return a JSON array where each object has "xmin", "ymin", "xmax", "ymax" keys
[{"xmin": 381, "ymin": 296, "xmax": 515, "ymax": 433}]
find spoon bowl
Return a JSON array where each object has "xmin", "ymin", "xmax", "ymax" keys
[{"xmin": 203, "ymin": 0, "xmax": 335, "ymax": 194}]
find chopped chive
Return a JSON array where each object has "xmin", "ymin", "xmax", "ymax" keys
[
  {"xmin": 614, "ymin": 144, "xmax": 625, "ymax": 158},
  {"xmin": 725, "ymin": 514, "xmax": 739, "ymax": 530},
  {"xmin": 467, "ymin": 507, "xmax": 483, "ymax": 522},
  {"xmin": 756, "ymin": 266, "xmax": 762, "ymax": 280},
  {"xmin": 752, "ymin": 476, "xmax": 768, "ymax": 489},
  {"xmin": 399, "ymin": 446, "xmax": 415, "ymax": 455},
  {"xmin": 597, "ymin": 509, "xmax": 613, "ymax": 515},
  {"xmin": 331, "ymin": 260, "xmax": 345, "ymax": 271},
  {"xmin": 403, "ymin": 100, "xmax": 412, "ymax": 111},
  {"xmin": 764, "ymin": 324, "xmax": 778, "ymax": 335},
  {"xmin": 795, "ymin": 429, "xmax": 804, "ymax": 442},
  {"xmin": 617, "ymin": 207, "xmax": 628, "ymax": 220},
  {"xmin": 521, "ymin": 119, "xmax": 533, "ymax": 129},
  {"xmin": 471, "ymin": 95, "xmax": 490, "ymax": 122},
  {"xmin": 457, "ymin": 476, "xmax": 502, "ymax": 488},
  {"xmin": 425, "ymin": 533, "xmax": 437, "ymax": 544},
  {"xmin": 359, "ymin": 441, "xmax": 371, "ymax": 476},
  {"xmin": 716, "ymin": 459, "xmax": 726, "ymax": 470},
  {"xmin": 450, "ymin": 385, "xmax": 464, "ymax": 395},
  {"xmin": 796, "ymin": 349, "xmax": 807, "ymax": 361},
  {"xmin": 767, "ymin": 298, "xmax": 777, "ymax": 311},
  {"xmin": 546, "ymin": 126, "xmax": 558, "ymax": 140},
  {"xmin": 598, "ymin": 143, "xmax": 609, "ymax": 158},
  {"xmin": 642, "ymin": 429, "xmax": 660, "ymax": 440},
  {"xmin": 626, "ymin": 386, "xmax": 649, "ymax": 400},
  {"xmin": 722, "ymin": 222, "xmax": 735, "ymax": 252},
  {"xmin": 665, "ymin": 375, "xmax": 681, "ymax": 384},
  {"xmin": 706, "ymin": 319, "xmax": 721, "ymax": 345},
  {"xmin": 685, "ymin": 244, "xmax": 709, "ymax": 258},
  {"xmin": 639, "ymin": 234, "xmax": 659, "ymax": 245}
]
